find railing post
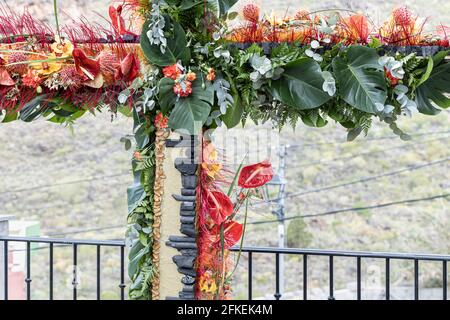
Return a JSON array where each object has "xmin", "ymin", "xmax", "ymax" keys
[
  {"xmin": 119, "ymin": 246, "xmax": 126, "ymax": 300},
  {"xmin": 328, "ymin": 256, "xmax": 335, "ymax": 300},
  {"xmin": 274, "ymin": 253, "xmax": 282, "ymax": 300},
  {"xmin": 25, "ymin": 242, "xmax": 31, "ymax": 300},
  {"xmin": 356, "ymin": 257, "xmax": 362, "ymax": 300},
  {"xmin": 49, "ymin": 243, "xmax": 53, "ymax": 300},
  {"xmin": 385, "ymin": 258, "xmax": 390, "ymax": 300},
  {"xmin": 303, "ymin": 254, "xmax": 308, "ymax": 300},
  {"xmin": 0, "ymin": 216, "xmax": 11, "ymax": 301},
  {"xmin": 97, "ymin": 245, "xmax": 101, "ymax": 300},
  {"xmin": 248, "ymin": 252, "xmax": 253, "ymax": 300},
  {"xmin": 443, "ymin": 261, "xmax": 447, "ymax": 301},
  {"xmin": 72, "ymin": 244, "xmax": 78, "ymax": 301}
]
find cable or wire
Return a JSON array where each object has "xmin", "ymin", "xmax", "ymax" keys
[
  {"xmin": 251, "ymin": 156, "xmax": 449, "ymax": 207},
  {"xmin": 48, "ymin": 224, "xmax": 124, "ymax": 237},
  {"xmin": 248, "ymin": 193, "xmax": 450, "ymax": 225},
  {"xmin": 0, "ymin": 172, "xmax": 130, "ymax": 195},
  {"xmin": 287, "ymin": 135, "xmax": 450, "ymax": 169},
  {"xmin": 285, "ymin": 157, "xmax": 450, "ymax": 199},
  {"xmin": 246, "ymin": 129, "xmax": 450, "ymax": 156}
]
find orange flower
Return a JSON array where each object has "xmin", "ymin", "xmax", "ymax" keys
[
  {"xmin": 186, "ymin": 71, "xmax": 197, "ymax": 82},
  {"xmin": 133, "ymin": 151, "xmax": 142, "ymax": 161},
  {"xmin": 202, "ymin": 162, "xmax": 223, "ymax": 180},
  {"xmin": 154, "ymin": 112, "xmax": 168, "ymax": 129},
  {"xmin": 51, "ymin": 36, "xmax": 74, "ymax": 58},
  {"xmin": 0, "ymin": 57, "xmax": 14, "ymax": 86},
  {"xmin": 206, "ymin": 68, "xmax": 216, "ymax": 81},
  {"xmin": 339, "ymin": 15, "xmax": 369, "ymax": 44},
  {"xmin": 163, "ymin": 64, "xmax": 182, "ymax": 80},
  {"xmin": 22, "ymin": 70, "xmax": 42, "ymax": 88},
  {"xmin": 238, "ymin": 161, "xmax": 274, "ymax": 189},
  {"xmin": 173, "ymin": 80, "xmax": 192, "ymax": 97},
  {"xmin": 243, "ymin": 4, "xmax": 260, "ymax": 24},
  {"xmin": 30, "ymin": 53, "xmax": 62, "ymax": 76}
]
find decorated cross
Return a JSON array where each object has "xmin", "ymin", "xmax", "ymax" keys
[{"xmin": 0, "ymin": 1, "xmax": 448, "ymax": 300}]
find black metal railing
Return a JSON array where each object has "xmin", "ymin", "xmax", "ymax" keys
[
  {"xmin": 0, "ymin": 236, "xmax": 126, "ymax": 300},
  {"xmin": 229, "ymin": 246, "xmax": 450, "ymax": 301},
  {"xmin": 1, "ymin": 236, "xmax": 449, "ymax": 300}
]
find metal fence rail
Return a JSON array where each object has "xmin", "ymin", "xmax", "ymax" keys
[
  {"xmin": 0, "ymin": 236, "xmax": 126, "ymax": 300},
  {"xmin": 229, "ymin": 246, "xmax": 450, "ymax": 301},
  {"xmin": 1, "ymin": 236, "xmax": 449, "ymax": 300}
]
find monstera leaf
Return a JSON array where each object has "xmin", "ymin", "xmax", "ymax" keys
[
  {"xmin": 270, "ymin": 58, "xmax": 332, "ymax": 109},
  {"xmin": 140, "ymin": 18, "xmax": 190, "ymax": 67},
  {"xmin": 415, "ymin": 63, "xmax": 450, "ymax": 115},
  {"xmin": 168, "ymin": 80, "xmax": 214, "ymax": 134},
  {"xmin": 333, "ymin": 46, "xmax": 387, "ymax": 114},
  {"xmin": 208, "ymin": 0, "xmax": 238, "ymax": 16},
  {"xmin": 158, "ymin": 78, "xmax": 177, "ymax": 113}
]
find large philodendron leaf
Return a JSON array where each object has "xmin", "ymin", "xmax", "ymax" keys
[
  {"xmin": 168, "ymin": 80, "xmax": 214, "ymax": 134},
  {"xmin": 270, "ymin": 58, "xmax": 332, "ymax": 109},
  {"xmin": 207, "ymin": 0, "xmax": 238, "ymax": 17},
  {"xmin": 169, "ymin": 97, "xmax": 212, "ymax": 134},
  {"xmin": 415, "ymin": 63, "xmax": 450, "ymax": 115},
  {"xmin": 140, "ymin": 18, "xmax": 190, "ymax": 67},
  {"xmin": 333, "ymin": 46, "xmax": 387, "ymax": 114}
]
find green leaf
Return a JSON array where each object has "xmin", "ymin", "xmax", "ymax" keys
[
  {"xmin": 128, "ymin": 241, "xmax": 148, "ymax": 279},
  {"xmin": 19, "ymin": 95, "xmax": 47, "ymax": 122},
  {"xmin": 168, "ymin": 97, "xmax": 211, "ymax": 134},
  {"xmin": 127, "ymin": 184, "xmax": 146, "ymax": 214},
  {"xmin": 333, "ymin": 46, "xmax": 387, "ymax": 114},
  {"xmin": 207, "ymin": 0, "xmax": 238, "ymax": 17},
  {"xmin": 415, "ymin": 62, "xmax": 450, "ymax": 115},
  {"xmin": 158, "ymin": 77, "xmax": 177, "ymax": 113},
  {"xmin": 1, "ymin": 111, "xmax": 18, "ymax": 123},
  {"xmin": 179, "ymin": 0, "xmax": 203, "ymax": 10},
  {"xmin": 222, "ymin": 96, "xmax": 243, "ymax": 128},
  {"xmin": 347, "ymin": 127, "xmax": 363, "ymax": 141},
  {"xmin": 270, "ymin": 58, "xmax": 332, "ymax": 109},
  {"xmin": 416, "ymin": 57, "xmax": 433, "ymax": 87},
  {"xmin": 301, "ymin": 111, "xmax": 328, "ymax": 127},
  {"xmin": 140, "ymin": 18, "xmax": 190, "ymax": 67}
]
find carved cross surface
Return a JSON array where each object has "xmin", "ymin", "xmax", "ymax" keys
[{"xmin": 0, "ymin": 1, "xmax": 448, "ymax": 300}]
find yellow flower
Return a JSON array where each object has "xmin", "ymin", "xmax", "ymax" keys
[
  {"xmin": 199, "ymin": 273, "xmax": 218, "ymax": 293},
  {"xmin": 202, "ymin": 162, "xmax": 223, "ymax": 180},
  {"xmin": 51, "ymin": 36, "xmax": 74, "ymax": 58},
  {"xmin": 31, "ymin": 53, "xmax": 62, "ymax": 76}
]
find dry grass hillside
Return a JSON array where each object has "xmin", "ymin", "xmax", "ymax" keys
[{"xmin": 0, "ymin": 0, "xmax": 448, "ymax": 299}]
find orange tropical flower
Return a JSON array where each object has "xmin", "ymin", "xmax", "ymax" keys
[
  {"xmin": 162, "ymin": 64, "xmax": 182, "ymax": 80},
  {"xmin": 202, "ymin": 162, "xmax": 223, "ymax": 180},
  {"xmin": 0, "ymin": 56, "xmax": 14, "ymax": 86},
  {"xmin": 22, "ymin": 70, "xmax": 42, "ymax": 88},
  {"xmin": 206, "ymin": 68, "xmax": 216, "ymax": 81},
  {"xmin": 186, "ymin": 71, "xmax": 197, "ymax": 82},
  {"xmin": 31, "ymin": 53, "xmax": 61, "ymax": 76},
  {"xmin": 51, "ymin": 36, "xmax": 74, "ymax": 58},
  {"xmin": 238, "ymin": 161, "xmax": 274, "ymax": 188},
  {"xmin": 154, "ymin": 112, "xmax": 168, "ymax": 129}
]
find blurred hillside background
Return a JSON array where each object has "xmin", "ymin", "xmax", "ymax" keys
[{"xmin": 0, "ymin": 0, "xmax": 448, "ymax": 300}]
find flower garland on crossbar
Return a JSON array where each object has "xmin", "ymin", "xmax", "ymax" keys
[{"xmin": 0, "ymin": 1, "xmax": 449, "ymax": 300}]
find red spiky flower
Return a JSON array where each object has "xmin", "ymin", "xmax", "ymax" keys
[{"xmin": 243, "ymin": 4, "xmax": 260, "ymax": 24}]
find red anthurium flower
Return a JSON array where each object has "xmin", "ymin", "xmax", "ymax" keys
[
  {"xmin": 72, "ymin": 49, "xmax": 100, "ymax": 80},
  {"xmin": 119, "ymin": 52, "xmax": 140, "ymax": 82},
  {"xmin": 211, "ymin": 220, "xmax": 243, "ymax": 249},
  {"xmin": 205, "ymin": 189, "xmax": 234, "ymax": 225},
  {"xmin": 238, "ymin": 161, "xmax": 274, "ymax": 189},
  {"xmin": 109, "ymin": 5, "xmax": 136, "ymax": 36},
  {"xmin": 0, "ymin": 57, "xmax": 14, "ymax": 86}
]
